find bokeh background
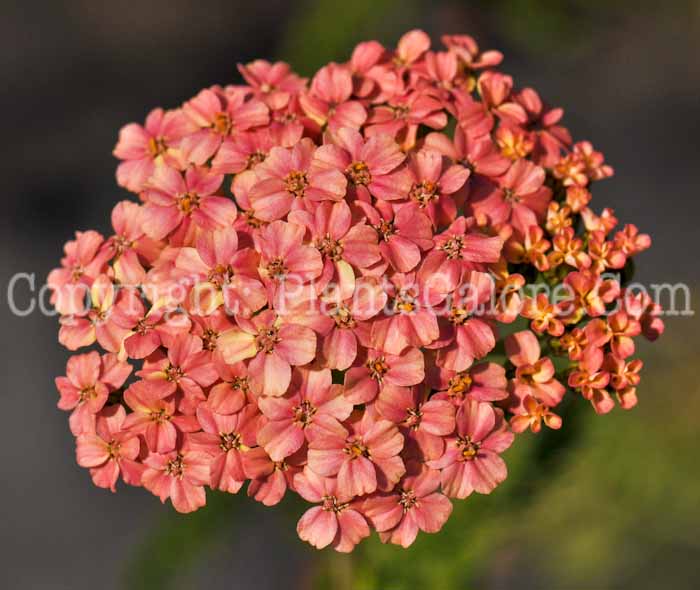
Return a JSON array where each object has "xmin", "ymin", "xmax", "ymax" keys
[{"xmin": 1, "ymin": 1, "xmax": 698, "ymax": 588}]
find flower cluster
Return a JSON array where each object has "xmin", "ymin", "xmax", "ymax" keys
[{"xmin": 49, "ymin": 30, "xmax": 663, "ymax": 551}]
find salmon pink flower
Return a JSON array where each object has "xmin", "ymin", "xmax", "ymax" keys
[
  {"xmin": 425, "ymin": 127, "xmax": 511, "ymax": 178},
  {"xmin": 434, "ymin": 271, "xmax": 498, "ymax": 372},
  {"xmin": 366, "ymin": 89, "xmax": 447, "ymax": 149},
  {"xmin": 550, "ymin": 227, "xmax": 591, "ymax": 270},
  {"xmin": 430, "ymin": 362, "xmax": 508, "ymax": 405},
  {"xmin": 394, "ymin": 29, "xmax": 431, "ymax": 67},
  {"xmin": 254, "ymin": 220, "xmax": 323, "ymax": 300},
  {"xmin": 513, "ymin": 87, "xmax": 572, "ymax": 167},
  {"xmin": 175, "ymin": 229, "xmax": 267, "ymax": 317},
  {"xmin": 428, "ymin": 399, "xmax": 514, "ymax": 498},
  {"xmin": 564, "ymin": 185, "xmax": 592, "ymax": 212},
  {"xmin": 142, "ymin": 165, "xmax": 237, "ymax": 242},
  {"xmin": 544, "ymin": 201, "xmax": 574, "ymax": 235},
  {"xmin": 56, "ymin": 351, "xmax": 132, "ymax": 435},
  {"xmin": 370, "ymin": 270, "xmax": 449, "ymax": 355},
  {"xmin": 348, "ymin": 40, "xmax": 387, "ymax": 98},
  {"xmin": 313, "ymin": 127, "xmax": 409, "ymax": 202},
  {"xmin": 205, "ymin": 360, "xmax": 251, "ymax": 415},
  {"xmin": 307, "ymin": 412, "xmax": 405, "ymax": 496},
  {"xmin": 449, "ymin": 92, "xmax": 487, "ymax": 139},
  {"xmin": 218, "ymin": 309, "xmax": 316, "ymax": 397},
  {"xmin": 509, "ymin": 395, "xmax": 562, "ymax": 434},
  {"xmin": 587, "ymin": 230, "xmax": 626, "ymax": 273},
  {"xmin": 614, "ymin": 386, "xmax": 639, "ymax": 411},
  {"xmin": 300, "ymin": 63, "xmax": 367, "ymax": 131},
  {"xmin": 58, "ymin": 274, "xmax": 132, "ymax": 352},
  {"xmin": 505, "ymin": 330, "xmax": 566, "ymax": 410},
  {"xmin": 137, "ymin": 333, "xmax": 218, "ymax": 409},
  {"xmin": 558, "ymin": 326, "xmax": 588, "ymax": 361},
  {"xmin": 363, "ymin": 464, "xmax": 453, "ymax": 547},
  {"xmin": 188, "ymin": 310, "xmax": 236, "ymax": 366},
  {"xmin": 419, "ymin": 51, "xmax": 459, "ymax": 101},
  {"xmin": 110, "ymin": 297, "xmax": 191, "ymax": 360},
  {"xmin": 604, "ymin": 354, "xmax": 642, "ymax": 392},
  {"xmin": 495, "ymin": 125, "xmax": 534, "ymax": 161},
  {"xmin": 568, "ymin": 346, "xmax": 613, "ymax": 414},
  {"xmin": 573, "ymin": 140, "xmax": 614, "ymax": 183},
  {"xmin": 376, "ymin": 385, "xmax": 456, "ymax": 460},
  {"xmin": 76, "ymin": 405, "xmax": 142, "ymax": 491},
  {"xmin": 622, "ymin": 290, "xmax": 664, "ymax": 342},
  {"xmin": 471, "ymin": 158, "xmax": 551, "ymax": 232},
  {"xmin": 356, "ymin": 200, "xmax": 433, "ymax": 273},
  {"xmin": 211, "ymin": 124, "xmax": 303, "ymax": 175},
  {"xmin": 476, "ymin": 71, "xmax": 527, "ymax": 125},
  {"xmin": 561, "ymin": 270, "xmax": 620, "ymax": 321},
  {"xmin": 122, "ymin": 380, "xmax": 199, "ymax": 453},
  {"xmin": 441, "ymin": 33, "xmax": 503, "ymax": 70},
  {"xmin": 585, "ymin": 311, "xmax": 641, "ymax": 359},
  {"xmin": 238, "ymin": 59, "xmax": 306, "ymax": 110},
  {"xmin": 581, "ymin": 206, "xmax": 618, "ymax": 235},
  {"xmin": 180, "ymin": 87, "xmax": 269, "ymax": 164},
  {"xmin": 256, "ymin": 368, "xmax": 352, "ymax": 461},
  {"xmin": 104, "ymin": 201, "xmax": 159, "ymax": 285},
  {"xmin": 489, "ymin": 260, "xmax": 526, "ymax": 323},
  {"xmin": 142, "ymin": 447, "xmax": 211, "ymax": 513},
  {"xmin": 249, "ymin": 138, "xmax": 347, "ymax": 221},
  {"xmin": 604, "ymin": 354, "xmax": 643, "ymax": 409},
  {"xmin": 343, "ymin": 346, "xmax": 425, "ymax": 405},
  {"xmin": 420, "ymin": 217, "xmax": 503, "ymax": 287},
  {"xmin": 614, "ymin": 224, "xmax": 651, "ymax": 256},
  {"xmin": 505, "ymin": 225, "xmax": 551, "ymax": 272},
  {"xmin": 521, "ymin": 293, "xmax": 565, "ymax": 337},
  {"xmin": 294, "ymin": 466, "xmax": 370, "ymax": 552},
  {"xmin": 243, "ymin": 446, "xmax": 304, "ymax": 506},
  {"xmin": 48, "ymin": 230, "xmax": 110, "ymax": 316},
  {"xmin": 405, "ymin": 148, "xmax": 470, "ymax": 226},
  {"xmin": 186, "ymin": 404, "xmax": 259, "ymax": 493},
  {"xmin": 319, "ymin": 277, "xmax": 387, "ymax": 370},
  {"xmin": 113, "ymin": 107, "xmax": 194, "ymax": 192},
  {"xmin": 268, "ymin": 93, "xmax": 317, "ymax": 139},
  {"xmin": 288, "ymin": 200, "xmax": 381, "ymax": 296},
  {"xmin": 228, "ymin": 169, "xmax": 267, "ymax": 237}
]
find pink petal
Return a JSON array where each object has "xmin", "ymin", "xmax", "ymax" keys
[
  {"xmin": 258, "ymin": 419, "xmax": 305, "ymax": 462},
  {"xmin": 76, "ymin": 435, "xmax": 109, "ymax": 468},
  {"xmin": 250, "ymin": 352, "xmax": 292, "ymax": 397},
  {"xmin": 334, "ymin": 509, "xmax": 370, "ymax": 552},
  {"xmin": 457, "ymin": 399, "xmax": 496, "ymax": 442},
  {"xmin": 276, "ymin": 324, "xmax": 317, "ymax": 366},
  {"xmin": 338, "ymin": 456, "xmax": 377, "ymax": 496},
  {"xmin": 297, "ymin": 506, "xmax": 338, "ymax": 550}
]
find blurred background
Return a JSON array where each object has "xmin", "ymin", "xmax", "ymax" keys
[{"xmin": 1, "ymin": 1, "xmax": 698, "ymax": 588}]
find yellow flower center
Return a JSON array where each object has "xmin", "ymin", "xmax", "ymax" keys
[
  {"xmin": 219, "ymin": 431, "xmax": 242, "ymax": 452},
  {"xmin": 213, "ymin": 112, "xmax": 232, "ymax": 135},
  {"xmin": 315, "ymin": 234, "xmax": 344, "ymax": 261},
  {"xmin": 177, "ymin": 192, "xmax": 201, "ymax": 214},
  {"xmin": 165, "ymin": 454, "xmax": 185, "ymax": 478},
  {"xmin": 255, "ymin": 327, "xmax": 280, "ymax": 353},
  {"xmin": 441, "ymin": 236, "xmax": 464, "ymax": 259},
  {"xmin": 148, "ymin": 136, "xmax": 167, "ymax": 157},
  {"xmin": 366, "ymin": 356, "xmax": 389, "ymax": 380},
  {"xmin": 457, "ymin": 436, "xmax": 480, "ymax": 460},
  {"xmin": 409, "ymin": 180, "xmax": 439, "ymax": 207},
  {"xmin": 293, "ymin": 400, "xmax": 317, "ymax": 427},
  {"xmin": 284, "ymin": 170, "xmax": 309, "ymax": 198},
  {"xmin": 345, "ymin": 161, "xmax": 372, "ymax": 186}
]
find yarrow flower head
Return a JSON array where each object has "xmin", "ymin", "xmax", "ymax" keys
[{"xmin": 49, "ymin": 29, "xmax": 662, "ymax": 552}]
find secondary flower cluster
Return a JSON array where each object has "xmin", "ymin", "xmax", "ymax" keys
[{"xmin": 49, "ymin": 30, "xmax": 663, "ymax": 551}]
